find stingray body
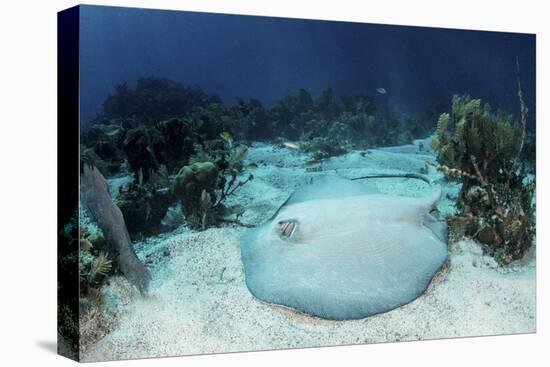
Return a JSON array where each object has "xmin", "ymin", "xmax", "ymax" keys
[{"xmin": 240, "ymin": 176, "xmax": 448, "ymax": 320}]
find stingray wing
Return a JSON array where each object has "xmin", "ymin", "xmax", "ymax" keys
[{"xmin": 241, "ymin": 177, "xmax": 447, "ymax": 320}]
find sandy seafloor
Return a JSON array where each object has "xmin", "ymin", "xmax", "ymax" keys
[{"xmin": 81, "ymin": 138, "xmax": 536, "ymax": 362}]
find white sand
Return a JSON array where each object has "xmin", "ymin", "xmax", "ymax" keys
[{"xmin": 81, "ymin": 140, "xmax": 536, "ymax": 362}]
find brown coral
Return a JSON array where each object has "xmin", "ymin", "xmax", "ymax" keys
[{"xmin": 431, "ymin": 94, "xmax": 534, "ymax": 265}]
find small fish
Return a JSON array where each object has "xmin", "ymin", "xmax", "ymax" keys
[
  {"xmin": 283, "ymin": 141, "xmax": 300, "ymax": 150},
  {"xmin": 305, "ymin": 160, "xmax": 322, "ymax": 171},
  {"xmin": 102, "ymin": 121, "xmax": 124, "ymax": 136},
  {"xmin": 246, "ymin": 162, "xmax": 258, "ymax": 170},
  {"xmin": 219, "ymin": 131, "xmax": 233, "ymax": 148},
  {"xmin": 376, "ymin": 87, "xmax": 387, "ymax": 94}
]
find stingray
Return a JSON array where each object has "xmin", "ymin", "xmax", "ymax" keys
[{"xmin": 240, "ymin": 175, "xmax": 448, "ymax": 320}]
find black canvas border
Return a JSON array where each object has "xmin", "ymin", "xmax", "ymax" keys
[{"xmin": 57, "ymin": 5, "xmax": 80, "ymax": 361}]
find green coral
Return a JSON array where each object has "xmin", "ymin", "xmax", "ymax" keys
[{"xmin": 431, "ymin": 95, "xmax": 534, "ymax": 265}]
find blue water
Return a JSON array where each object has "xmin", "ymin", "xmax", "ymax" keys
[{"xmin": 79, "ymin": 5, "xmax": 535, "ymax": 128}]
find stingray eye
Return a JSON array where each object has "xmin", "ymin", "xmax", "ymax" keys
[
  {"xmin": 429, "ymin": 207, "xmax": 440, "ymax": 216},
  {"xmin": 277, "ymin": 219, "xmax": 297, "ymax": 238}
]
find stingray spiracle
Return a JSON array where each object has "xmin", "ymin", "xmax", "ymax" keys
[{"xmin": 278, "ymin": 219, "xmax": 298, "ymax": 238}]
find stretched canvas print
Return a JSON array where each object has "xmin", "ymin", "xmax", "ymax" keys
[{"xmin": 57, "ymin": 4, "xmax": 537, "ymax": 362}]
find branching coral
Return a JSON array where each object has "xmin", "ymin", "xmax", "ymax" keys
[
  {"xmin": 431, "ymin": 93, "xmax": 534, "ymax": 265},
  {"xmin": 76, "ymin": 221, "xmax": 123, "ymax": 350},
  {"xmin": 59, "ymin": 210, "xmax": 119, "ymax": 352},
  {"xmin": 79, "ymin": 245, "xmax": 112, "ymax": 308}
]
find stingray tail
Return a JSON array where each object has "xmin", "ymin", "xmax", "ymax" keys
[
  {"xmin": 351, "ymin": 173, "xmax": 430, "ymax": 184},
  {"xmin": 423, "ymin": 186, "xmax": 447, "ymax": 242},
  {"xmin": 426, "ymin": 185, "xmax": 443, "ymax": 209}
]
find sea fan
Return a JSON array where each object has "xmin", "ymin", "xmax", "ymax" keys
[
  {"xmin": 228, "ymin": 144, "xmax": 248, "ymax": 167},
  {"xmin": 89, "ymin": 252, "xmax": 112, "ymax": 282}
]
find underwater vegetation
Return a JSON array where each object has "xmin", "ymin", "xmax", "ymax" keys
[
  {"xmin": 82, "ymin": 75, "xmax": 535, "ymax": 265},
  {"xmin": 431, "ymin": 92, "xmax": 534, "ymax": 265},
  {"xmin": 77, "ymin": 222, "xmax": 119, "ymax": 348},
  {"xmin": 58, "ymin": 210, "xmax": 118, "ymax": 352},
  {"xmin": 85, "ymin": 78, "xmax": 431, "ymax": 172},
  {"xmin": 80, "ymin": 121, "xmax": 126, "ymax": 177},
  {"xmin": 100, "ymin": 77, "xmax": 220, "ymax": 124},
  {"xmin": 81, "ymin": 77, "xmax": 440, "ymax": 232},
  {"xmin": 116, "ymin": 165, "xmax": 175, "ymax": 238},
  {"xmin": 120, "ymin": 119, "xmax": 196, "ymax": 182},
  {"xmin": 173, "ymin": 161, "xmax": 220, "ymax": 229},
  {"xmin": 173, "ymin": 143, "xmax": 253, "ymax": 229}
]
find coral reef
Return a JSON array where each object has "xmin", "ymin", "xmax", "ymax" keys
[
  {"xmin": 82, "ymin": 117, "xmax": 197, "ymax": 181},
  {"xmin": 80, "ymin": 122, "xmax": 126, "ymax": 176},
  {"xmin": 78, "ymin": 237, "xmax": 116, "ymax": 350},
  {"xmin": 79, "ymin": 234, "xmax": 112, "ymax": 309},
  {"xmin": 99, "ymin": 77, "xmax": 220, "ymax": 124},
  {"xmin": 156, "ymin": 118, "xmax": 195, "ymax": 171},
  {"xmin": 269, "ymin": 88, "xmax": 317, "ymax": 140},
  {"xmin": 431, "ymin": 95, "xmax": 534, "ymax": 265},
  {"xmin": 58, "ymin": 210, "xmax": 118, "ymax": 352},
  {"xmin": 301, "ymin": 136, "xmax": 348, "ymax": 160},
  {"xmin": 85, "ymin": 78, "xmax": 438, "ymax": 176},
  {"xmin": 267, "ymin": 86, "xmax": 406, "ymax": 159},
  {"xmin": 173, "ymin": 140, "xmax": 253, "ymax": 229},
  {"xmin": 116, "ymin": 166, "xmax": 175, "ymax": 238},
  {"xmin": 188, "ymin": 102, "xmax": 229, "ymax": 141},
  {"xmin": 232, "ymin": 98, "xmax": 273, "ymax": 141},
  {"xmin": 122, "ymin": 125, "xmax": 164, "ymax": 182},
  {"xmin": 83, "ymin": 76, "xmax": 498, "ymax": 232}
]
